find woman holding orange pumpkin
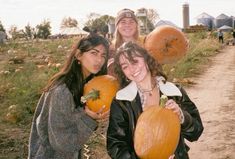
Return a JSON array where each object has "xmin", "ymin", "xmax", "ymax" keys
[
  {"xmin": 106, "ymin": 41, "xmax": 204, "ymax": 159},
  {"xmin": 28, "ymin": 35, "xmax": 110, "ymax": 159}
]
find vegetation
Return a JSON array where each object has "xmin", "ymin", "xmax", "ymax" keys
[
  {"xmin": 0, "ymin": 21, "xmax": 6, "ymax": 32},
  {"xmin": 60, "ymin": 17, "xmax": 79, "ymax": 28},
  {"xmin": 163, "ymin": 31, "xmax": 221, "ymax": 81},
  {"xmin": 0, "ymin": 31, "xmax": 222, "ymax": 158},
  {"xmin": 85, "ymin": 14, "xmax": 115, "ymax": 36}
]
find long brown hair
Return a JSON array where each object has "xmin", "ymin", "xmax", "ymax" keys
[
  {"xmin": 113, "ymin": 41, "xmax": 166, "ymax": 88},
  {"xmin": 44, "ymin": 35, "xmax": 109, "ymax": 107}
]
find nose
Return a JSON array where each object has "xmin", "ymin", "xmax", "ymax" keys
[
  {"xmin": 96, "ymin": 54, "xmax": 104, "ymax": 64},
  {"xmin": 128, "ymin": 64, "xmax": 136, "ymax": 72}
]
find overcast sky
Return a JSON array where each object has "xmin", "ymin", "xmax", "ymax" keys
[{"xmin": 0, "ymin": 0, "xmax": 234, "ymax": 34}]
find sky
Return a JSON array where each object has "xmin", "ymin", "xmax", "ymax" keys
[{"xmin": 0, "ymin": 0, "xmax": 235, "ymax": 34}]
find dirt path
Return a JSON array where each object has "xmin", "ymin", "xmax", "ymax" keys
[{"xmin": 185, "ymin": 46, "xmax": 235, "ymax": 159}]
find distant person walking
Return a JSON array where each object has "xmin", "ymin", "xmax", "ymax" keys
[
  {"xmin": 218, "ymin": 30, "xmax": 224, "ymax": 44},
  {"xmin": 232, "ymin": 30, "xmax": 235, "ymax": 45},
  {"xmin": 0, "ymin": 31, "xmax": 7, "ymax": 44}
]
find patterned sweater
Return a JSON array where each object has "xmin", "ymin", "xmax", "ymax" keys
[{"xmin": 28, "ymin": 84, "xmax": 97, "ymax": 159}]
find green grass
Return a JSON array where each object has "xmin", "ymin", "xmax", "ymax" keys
[
  {"xmin": 163, "ymin": 32, "xmax": 222, "ymax": 80},
  {"xmin": 0, "ymin": 38, "xmax": 75, "ymax": 125}
]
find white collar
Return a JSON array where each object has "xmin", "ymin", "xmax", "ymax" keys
[{"xmin": 116, "ymin": 76, "xmax": 182, "ymax": 101}]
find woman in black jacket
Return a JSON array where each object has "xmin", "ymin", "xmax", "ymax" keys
[{"xmin": 106, "ymin": 41, "xmax": 204, "ymax": 159}]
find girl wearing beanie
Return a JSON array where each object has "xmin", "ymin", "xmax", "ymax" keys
[{"xmin": 108, "ymin": 8, "xmax": 144, "ymax": 77}]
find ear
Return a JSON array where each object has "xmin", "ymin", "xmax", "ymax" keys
[{"xmin": 75, "ymin": 51, "xmax": 82, "ymax": 61}]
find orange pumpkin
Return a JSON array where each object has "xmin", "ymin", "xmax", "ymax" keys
[
  {"xmin": 4, "ymin": 105, "xmax": 19, "ymax": 123},
  {"xmin": 81, "ymin": 75, "xmax": 119, "ymax": 113},
  {"xmin": 144, "ymin": 25, "xmax": 188, "ymax": 64},
  {"xmin": 134, "ymin": 96, "xmax": 180, "ymax": 159}
]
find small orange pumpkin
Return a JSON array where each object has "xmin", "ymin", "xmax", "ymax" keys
[
  {"xmin": 144, "ymin": 25, "xmax": 188, "ymax": 64},
  {"xmin": 81, "ymin": 75, "xmax": 119, "ymax": 113},
  {"xmin": 4, "ymin": 105, "xmax": 19, "ymax": 123},
  {"xmin": 134, "ymin": 96, "xmax": 180, "ymax": 159}
]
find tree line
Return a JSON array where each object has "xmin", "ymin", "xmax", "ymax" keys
[{"xmin": 0, "ymin": 8, "xmax": 158, "ymax": 40}]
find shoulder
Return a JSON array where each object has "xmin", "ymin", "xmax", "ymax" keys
[
  {"xmin": 49, "ymin": 83, "xmax": 71, "ymax": 97},
  {"xmin": 47, "ymin": 84, "xmax": 74, "ymax": 106}
]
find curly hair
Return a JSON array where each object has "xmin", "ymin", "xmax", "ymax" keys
[{"xmin": 113, "ymin": 41, "xmax": 166, "ymax": 88}]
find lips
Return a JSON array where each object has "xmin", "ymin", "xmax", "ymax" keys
[
  {"xmin": 93, "ymin": 65, "xmax": 101, "ymax": 71},
  {"xmin": 132, "ymin": 71, "xmax": 140, "ymax": 78}
]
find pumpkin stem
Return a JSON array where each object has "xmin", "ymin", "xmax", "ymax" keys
[
  {"xmin": 160, "ymin": 95, "xmax": 168, "ymax": 107},
  {"xmin": 81, "ymin": 89, "xmax": 100, "ymax": 103}
]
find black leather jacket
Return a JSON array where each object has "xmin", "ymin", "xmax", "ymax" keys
[{"xmin": 106, "ymin": 85, "xmax": 204, "ymax": 159}]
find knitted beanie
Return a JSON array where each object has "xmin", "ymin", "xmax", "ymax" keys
[{"xmin": 115, "ymin": 8, "xmax": 138, "ymax": 26}]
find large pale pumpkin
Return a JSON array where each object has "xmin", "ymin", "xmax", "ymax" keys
[
  {"xmin": 134, "ymin": 96, "xmax": 180, "ymax": 159},
  {"xmin": 81, "ymin": 75, "xmax": 119, "ymax": 113},
  {"xmin": 144, "ymin": 25, "xmax": 188, "ymax": 64}
]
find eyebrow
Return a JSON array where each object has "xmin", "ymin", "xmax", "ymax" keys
[{"xmin": 91, "ymin": 48, "xmax": 99, "ymax": 52}]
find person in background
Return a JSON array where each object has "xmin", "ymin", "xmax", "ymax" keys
[
  {"xmin": 108, "ymin": 8, "xmax": 144, "ymax": 76},
  {"xmin": 28, "ymin": 35, "xmax": 109, "ymax": 159},
  {"xmin": 106, "ymin": 42, "xmax": 204, "ymax": 159},
  {"xmin": 232, "ymin": 30, "xmax": 235, "ymax": 45},
  {"xmin": 218, "ymin": 30, "xmax": 224, "ymax": 43}
]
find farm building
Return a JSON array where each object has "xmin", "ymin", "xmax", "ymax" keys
[
  {"xmin": 196, "ymin": 13, "xmax": 235, "ymax": 30},
  {"xmin": 196, "ymin": 12, "xmax": 214, "ymax": 30},
  {"xmin": 155, "ymin": 19, "xmax": 181, "ymax": 30},
  {"xmin": 215, "ymin": 14, "xmax": 233, "ymax": 28},
  {"xmin": 60, "ymin": 27, "xmax": 88, "ymax": 36}
]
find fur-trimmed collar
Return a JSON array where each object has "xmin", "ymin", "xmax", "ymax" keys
[{"xmin": 116, "ymin": 76, "xmax": 182, "ymax": 101}]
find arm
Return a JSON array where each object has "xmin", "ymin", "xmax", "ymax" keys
[
  {"xmin": 45, "ymin": 85, "xmax": 97, "ymax": 152},
  {"xmin": 107, "ymin": 100, "xmax": 138, "ymax": 159},
  {"xmin": 176, "ymin": 86, "xmax": 204, "ymax": 142}
]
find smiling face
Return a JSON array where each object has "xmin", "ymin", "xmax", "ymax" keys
[
  {"xmin": 77, "ymin": 44, "xmax": 106, "ymax": 78},
  {"xmin": 119, "ymin": 53, "xmax": 150, "ymax": 84},
  {"xmin": 117, "ymin": 17, "xmax": 138, "ymax": 41}
]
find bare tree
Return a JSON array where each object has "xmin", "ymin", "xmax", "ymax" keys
[
  {"xmin": 60, "ymin": 17, "xmax": 78, "ymax": 28},
  {"xmin": 0, "ymin": 21, "xmax": 6, "ymax": 32},
  {"xmin": 147, "ymin": 9, "xmax": 160, "ymax": 25}
]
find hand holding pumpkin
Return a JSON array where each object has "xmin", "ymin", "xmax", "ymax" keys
[
  {"xmin": 85, "ymin": 105, "xmax": 110, "ymax": 120},
  {"xmin": 134, "ymin": 95, "xmax": 181, "ymax": 159},
  {"xmin": 165, "ymin": 99, "xmax": 184, "ymax": 123},
  {"xmin": 81, "ymin": 75, "xmax": 119, "ymax": 113}
]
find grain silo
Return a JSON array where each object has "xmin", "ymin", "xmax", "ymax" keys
[
  {"xmin": 107, "ymin": 18, "xmax": 115, "ymax": 35},
  {"xmin": 232, "ymin": 16, "xmax": 235, "ymax": 29},
  {"xmin": 196, "ymin": 12, "xmax": 214, "ymax": 30},
  {"xmin": 182, "ymin": 3, "xmax": 190, "ymax": 29},
  {"xmin": 215, "ymin": 14, "xmax": 233, "ymax": 28}
]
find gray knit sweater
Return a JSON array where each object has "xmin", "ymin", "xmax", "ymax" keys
[{"xmin": 28, "ymin": 84, "xmax": 97, "ymax": 159}]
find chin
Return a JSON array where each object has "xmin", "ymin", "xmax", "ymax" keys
[{"xmin": 92, "ymin": 70, "xmax": 100, "ymax": 74}]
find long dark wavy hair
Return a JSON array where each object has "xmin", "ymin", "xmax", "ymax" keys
[
  {"xmin": 113, "ymin": 41, "xmax": 167, "ymax": 88},
  {"xmin": 43, "ymin": 35, "xmax": 109, "ymax": 107}
]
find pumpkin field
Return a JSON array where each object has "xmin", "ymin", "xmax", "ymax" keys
[{"xmin": 0, "ymin": 32, "xmax": 234, "ymax": 159}]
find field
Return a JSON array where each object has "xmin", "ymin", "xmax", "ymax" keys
[{"xmin": 0, "ymin": 32, "xmax": 222, "ymax": 158}]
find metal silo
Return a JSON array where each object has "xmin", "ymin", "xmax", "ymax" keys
[
  {"xmin": 108, "ymin": 19, "xmax": 115, "ymax": 35},
  {"xmin": 182, "ymin": 3, "xmax": 190, "ymax": 29},
  {"xmin": 196, "ymin": 12, "xmax": 214, "ymax": 30},
  {"xmin": 215, "ymin": 14, "xmax": 232, "ymax": 28},
  {"xmin": 232, "ymin": 16, "xmax": 235, "ymax": 29}
]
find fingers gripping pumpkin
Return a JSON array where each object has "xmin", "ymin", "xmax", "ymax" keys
[
  {"xmin": 81, "ymin": 75, "xmax": 119, "ymax": 113},
  {"xmin": 134, "ymin": 95, "xmax": 180, "ymax": 159},
  {"xmin": 144, "ymin": 25, "xmax": 188, "ymax": 64}
]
